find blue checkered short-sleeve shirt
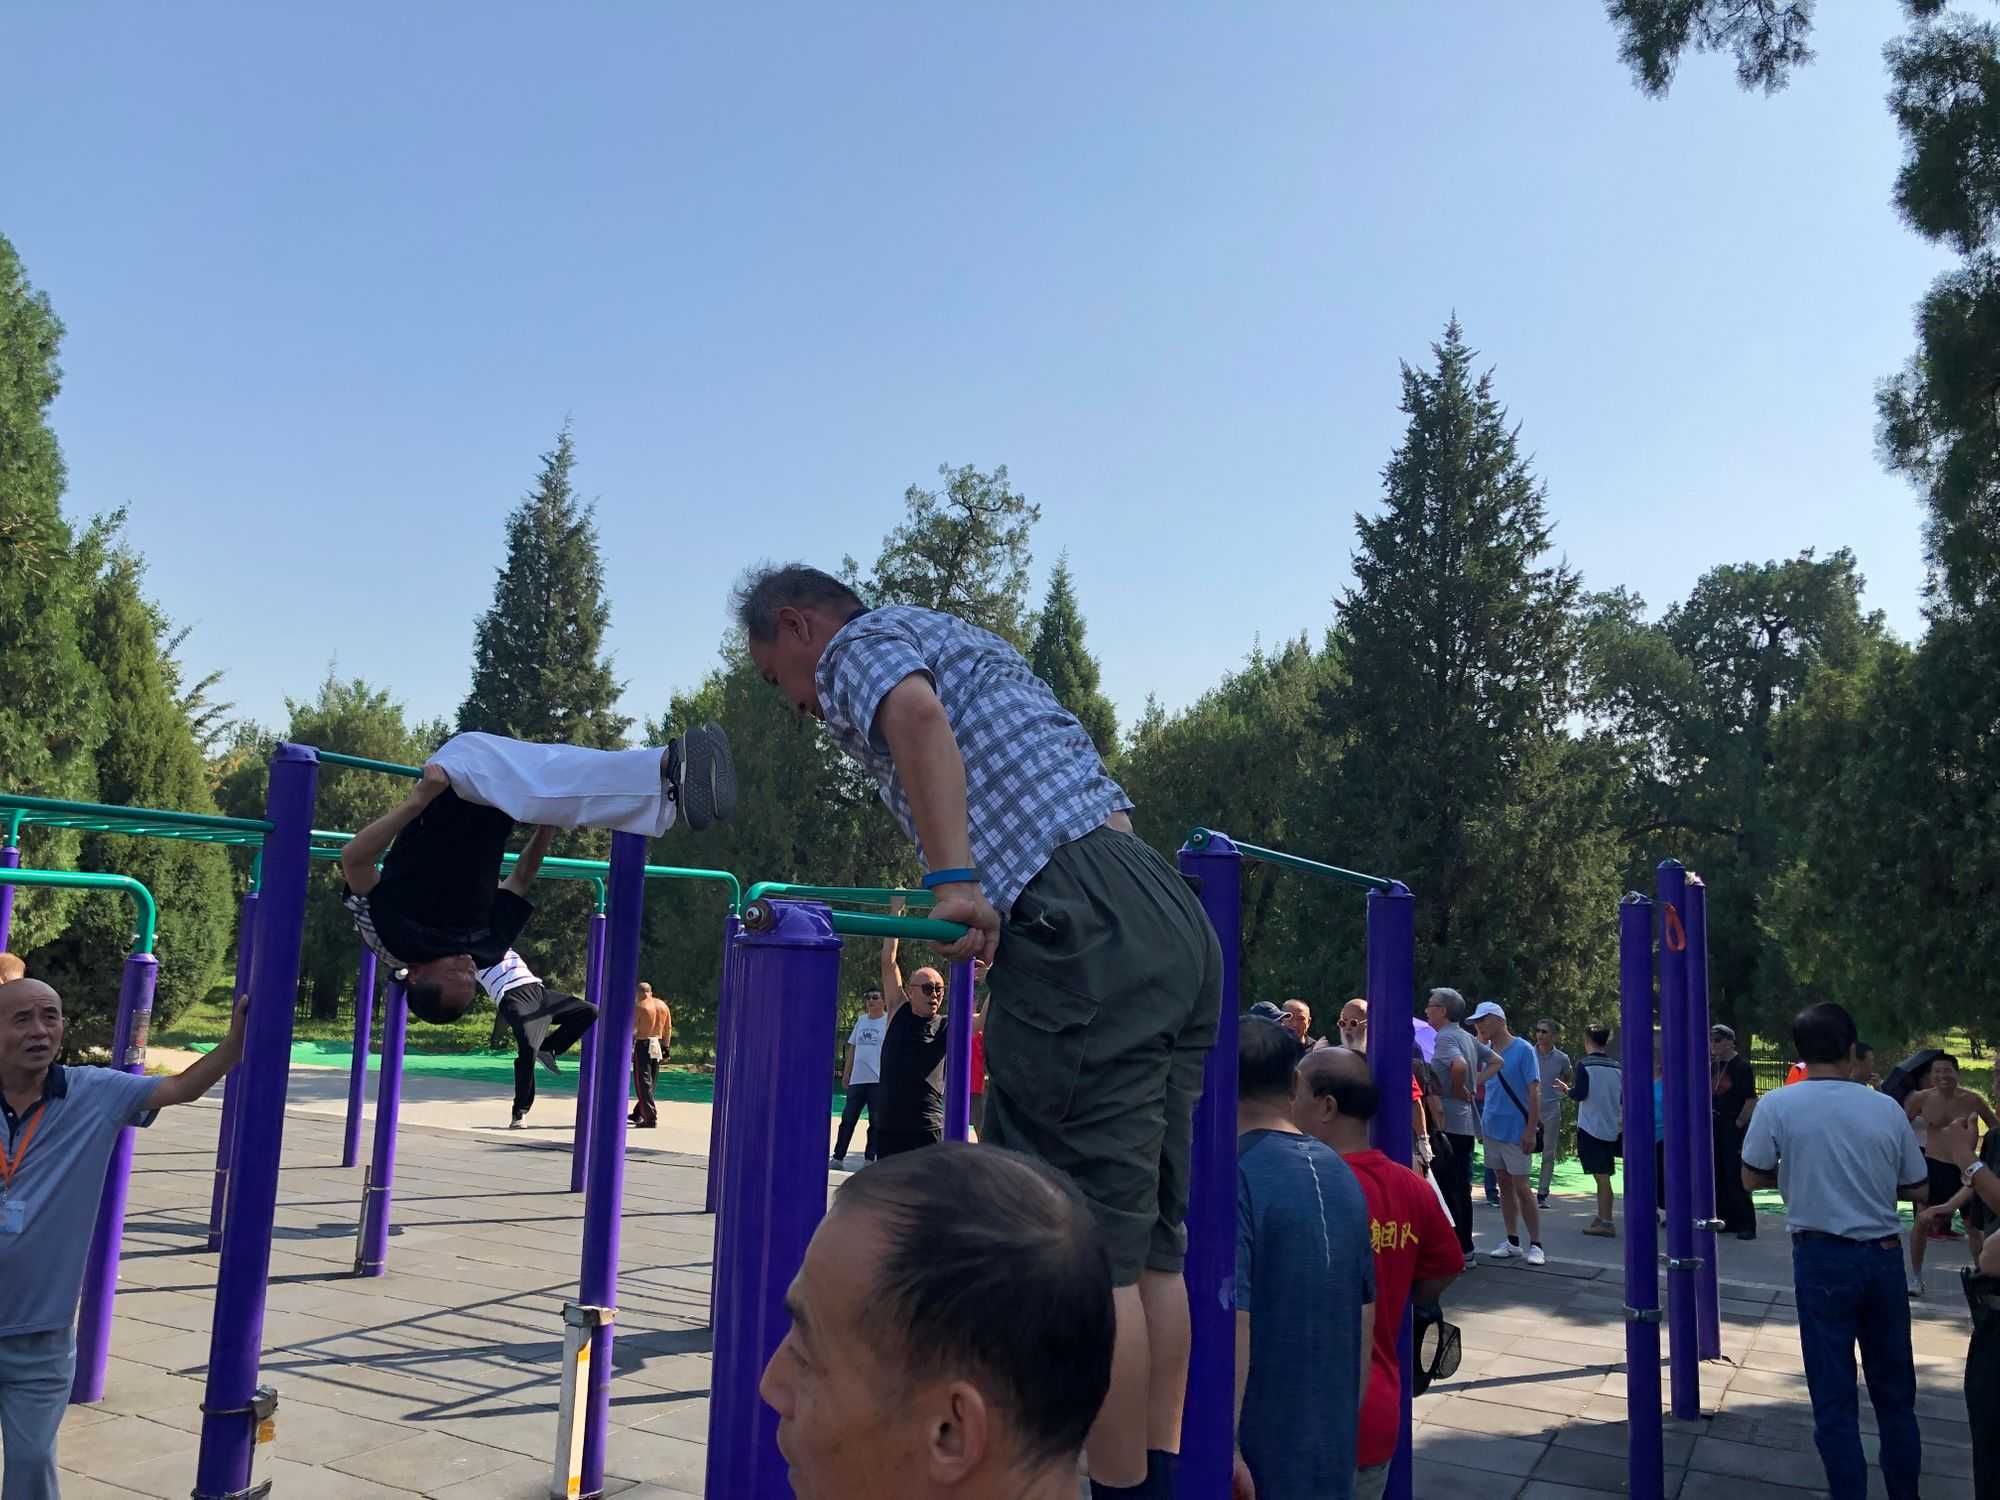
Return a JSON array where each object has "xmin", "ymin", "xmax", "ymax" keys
[{"xmin": 816, "ymin": 605, "xmax": 1132, "ymax": 913}]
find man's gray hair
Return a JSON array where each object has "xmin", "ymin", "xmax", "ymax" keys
[
  {"xmin": 730, "ymin": 563, "xmax": 866, "ymax": 642},
  {"xmin": 1427, "ymin": 986, "xmax": 1466, "ymax": 1023}
]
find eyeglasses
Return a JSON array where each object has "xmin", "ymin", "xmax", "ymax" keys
[{"xmin": 915, "ymin": 982, "xmax": 944, "ymax": 996}]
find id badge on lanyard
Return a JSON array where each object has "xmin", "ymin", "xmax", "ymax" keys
[{"xmin": 0, "ymin": 1102, "xmax": 48, "ymax": 1234}]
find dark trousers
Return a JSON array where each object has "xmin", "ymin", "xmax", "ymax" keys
[
  {"xmin": 510, "ymin": 1001, "xmax": 595, "ymax": 1118},
  {"xmin": 1715, "ymin": 1120, "xmax": 1757, "ymax": 1236},
  {"xmin": 1966, "ymin": 1276, "xmax": 2000, "ymax": 1500},
  {"xmin": 1438, "ymin": 1132, "xmax": 1477, "ymax": 1253},
  {"xmin": 872, "ymin": 1125, "xmax": 941, "ymax": 1159},
  {"xmin": 630, "ymin": 1040, "xmax": 659, "ymax": 1125},
  {"xmin": 1792, "ymin": 1235, "xmax": 1923, "ymax": 1500},
  {"xmin": 969, "ymin": 1092, "xmax": 986, "ymax": 1137},
  {"xmin": 833, "ymin": 1082, "xmax": 878, "ymax": 1161}
]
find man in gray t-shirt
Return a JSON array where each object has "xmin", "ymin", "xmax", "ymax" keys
[
  {"xmin": 1741, "ymin": 1002, "xmax": 1928, "ymax": 1500},
  {"xmin": 1531, "ymin": 1021, "xmax": 1571, "ymax": 1206},
  {"xmin": 1424, "ymin": 988, "xmax": 1486, "ymax": 1255}
]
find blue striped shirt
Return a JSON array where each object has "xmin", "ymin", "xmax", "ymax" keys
[{"xmin": 815, "ymin": 605, "xmax": 1132, "ymax": 913}]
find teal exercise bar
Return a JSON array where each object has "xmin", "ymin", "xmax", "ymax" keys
[
  {"xmin": 0, "ymin": 867, "xmax": 158, "ymax": 954},
  {"xmin": 743, "ymin": 881, "xmax": 934, "ymax": 908},
  {"xmin": 1185, "ymin": 827, "xmax": 1394, "ymax": 892},
  {"xmin": 315, "ymin": 750, "xmax": 423, "ymax": 779}
]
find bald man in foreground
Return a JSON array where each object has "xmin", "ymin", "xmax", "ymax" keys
[{"xmin": 1, "ymin": 978, "xmax": 249, "ymax": 1498}]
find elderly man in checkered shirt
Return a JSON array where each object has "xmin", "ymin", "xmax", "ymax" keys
[{"xmin": 737, "ymin": 562, "xmax": 1222, "ymax": 1500}]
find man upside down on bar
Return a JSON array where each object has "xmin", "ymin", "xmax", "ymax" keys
[
  {"xmin": 737, "ymin": 563, "xmax": 1221, "ymax": 1500},
  {"xmin": 337, "ymin": 728, "xmax": 736, "ymax": 1025}
]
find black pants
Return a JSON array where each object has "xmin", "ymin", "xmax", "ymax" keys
[
  {"xmin": 872, "ymin": 1125, "xmax": 942, "ymax": 1159},
  {"xmin": 832, "ymin": 1082, "xmax": 878, "ymax": 1160},
  {"xmin": 507, "ymin": 986, "xmax": 596, "ymax": 1119},
  {"xmin": 1715, "ymin": 1119, "xmax": 1757, "ymax": 1236},
  {"xmin": 1966, "ymin": 1276, "xmax": 2000, "ymax": 1500},
  {"xmin": 630, "ymin": 1040, "xmax": 659, "ymax": 1125},
  {"xmin": 1437, "ymin": 1132, "xmax": 1476, "ymax": 1253}
]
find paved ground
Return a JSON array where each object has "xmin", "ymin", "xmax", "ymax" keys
[{"xmin": 55, "ymin": 1078, "xmax": 1984, "ymax": 1498}]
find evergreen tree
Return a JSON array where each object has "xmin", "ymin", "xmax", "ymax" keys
[
  {"xmin": 458, "ymin": 424, "xmax": 629, "ymax": 747},
  {"xmin": 1321, "ymin": 320, "xmax": 1612, "ymax": 1020},
  {"xmin": 1028, "ymin": 554, "xmax": 1119, "ymax": 756},
  {"xmin": 0, "ymin": 233, "xmax": 106, "ymax": 947},
  {"xmin": 861, "ymin": 463, "xmax": 1040, "ymax": 648},
  {"xmin": 26, "ymin": 541, "xmax": 232, "ymax": 1042}
]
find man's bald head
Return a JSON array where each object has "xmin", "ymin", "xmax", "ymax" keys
[
  {"xmin": 1298, "ymin": 1044, "xmax": 1370, "ymax": 1095},
  {"xmin": 1291, "ymin": 1044, "xmax": 1379, "ymax": 1150},
  {"xmin": 0, "ymin": 953, "xmax": 25, "ymax": 983},
  {"xmin": 0, "ymin": 977, "xmax": 65, "ymax": 1078}
]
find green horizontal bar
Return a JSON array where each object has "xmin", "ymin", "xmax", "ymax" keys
[
  {"xmin": 1185, "ymin": 828, "xmax": 1393, "ymax": 892},
  {"xmin": 744, "ymin": 881, "xmax": 932, "ymax": 909},
  {"xmin": 824, "ymin": 910, "xmax": 968, "ymax": 943},
  {"xmin": 0, "ymin": 867, "xmax": 158, "ymax": 954},
  {"xmin": 309, "ymin": 828, "xmax": 737, "ymax": 913},
  {"xmin": 315, "ymin": 750, "xmax": 423, "ymax": 778},
  {"xmin": 0, "ymin": 792, "xmax": 271, "ymax": 838}
]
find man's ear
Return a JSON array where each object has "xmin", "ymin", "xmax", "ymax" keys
[{"xmin": 924, "ymin": 1379, "xmax": 993, "ymax": 1485}]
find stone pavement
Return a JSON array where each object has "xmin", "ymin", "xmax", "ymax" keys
[{"xmin": 54, "ymin": 1091, "xmax": 1983, "ymax": 1498}]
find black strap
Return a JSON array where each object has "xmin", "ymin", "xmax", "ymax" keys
[{"xmin": 1494, "ymin": 1060, "xmax": 1529, "ymax": 1121}]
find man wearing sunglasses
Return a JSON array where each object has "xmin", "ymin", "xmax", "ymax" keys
[{"xmin": 874, "ymin": 924, "xmax": 950, "ymax": 1159}]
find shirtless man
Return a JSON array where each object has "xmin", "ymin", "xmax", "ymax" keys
[{"xmin": 1904, "ymin": 1054, "xmax": 1997, "ymax": 1296}]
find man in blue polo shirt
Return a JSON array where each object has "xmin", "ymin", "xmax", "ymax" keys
[{"xmin": 1, "ymin": 976, "xmax": 248, "ymax": 1499}]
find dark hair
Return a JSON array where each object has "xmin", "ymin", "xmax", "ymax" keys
[
  {"xmin": 404, "ymin": 980, "xmax": 472, "ymax": 1026},
  {"xmin": 1855, "ymin": 1042, "xmax": 1873, "ymax": 1062},
  {"xmin": 833, "ymin": 1144, "xmax": 1111, "ymax": 1468},
  {"xmin": 730, "ymin": 563, "xmax": 867, "ymax": 642},
  {"xmin": 1792, "ymin": 1002, "xmax": 1859, "ymax": 1066},
  {"xmin": 1239, "ymin": 1016, "xmax": 1302, "ymax": 1101},
  {"xmin": 1934, "ymin": 1052, "xmax": 1960, "ymax": 1071},
  {"xmin": 1304, "ymin": 1063, "xmax": 1381, "ymax": 1121},
  {"xmin": 1586, "ymin": 1022, "xmax": 1612, "ymax": 1048}
]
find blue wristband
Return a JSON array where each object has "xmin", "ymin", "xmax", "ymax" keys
[{"xmin": 921, "ymin": 867, "xmax": 979, "ymax": 890}]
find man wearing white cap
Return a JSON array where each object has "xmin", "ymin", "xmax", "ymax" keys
[{"xmin": 1471, "ymin": 1001, "xmax": 1545, "ymax": 1265}]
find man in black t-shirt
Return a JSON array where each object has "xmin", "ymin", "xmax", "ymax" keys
[
  {"xmin": 1710, "ymin": 1024, "xmax": 1760, "ymax": 1240},
  {"xmin": 873, "ymin": 929, "xmax": 949, "ymax": 1157},
  {"xmin": 338, "ymin": 728, "xmax": 737, "ymax": 1024}
]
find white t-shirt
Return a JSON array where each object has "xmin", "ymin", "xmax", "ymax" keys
[
  {"xmin": 847, "ymin": 1014, "xmax": 887, "ymax": 1086},
  {"xmin": 1741, "ymin": 1079, "xmax": 1927, "ymax": 1240},
  {"xmin": 477, "ymin": 949, "xmax": 539, "ymax": 1002}
]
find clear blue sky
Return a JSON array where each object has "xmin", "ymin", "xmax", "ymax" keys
[{"xmin": 9, "ymin": 3, "xmax": 1946, "ymax": 737}]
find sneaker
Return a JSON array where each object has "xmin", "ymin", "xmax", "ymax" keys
[
  {"xmin": 634, "ymin": 1119, "xmax": 656, "ymax": 1130},
  {"xmin": 509, "ymin": 1115, "xmax": 525, "ymax": 1130},
  {"xmin": 831, "ymin": 1155, "xmax": 845, "ymax": 1170},
  {"xmin": 1907, "ymin": 1272, "xmax": 1924, "ymax": 1299},
  {"xmin": 1536, "ymin": 1193, "xmax": 1550, "ymax": 1208},
  {"xmin": 1582, "ymin": 1220, "xmax": 1617, "ymax": 1239},
  {"xmin": 1488, "ymin": 1242, "xmax": 1523, "ymax": 1261},
  {"xmin": 670, "ymin": 723, "xmax": 738, "ymax": 832},
  {"xmin": 537, "ymin": 1049, "xmax": 562, "ymax": 1078},
  {"xmin": 1525, "ymin": 1244, "xmax": 1547, "ymax": 1266}
]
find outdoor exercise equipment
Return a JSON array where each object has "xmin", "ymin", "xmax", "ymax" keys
[
  {"xmin": 1620, "ymin": 860, "xmax": 1725, "ymax": 1500},
  {"xmin": 1179, "ymin": 828, "xmax": 1416, "ymax": 1500},
  {"xmin": 0, "ymin": 863, "xmax": 158, "ymax": 1405}
]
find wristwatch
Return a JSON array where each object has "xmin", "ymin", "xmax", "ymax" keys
[{"xmin": 1966, "ymin": 1160, "xmax": 1989, "ymax": 1188}]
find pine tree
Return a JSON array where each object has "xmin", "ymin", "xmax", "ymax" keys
[
  {"xmin": 1323, "ymin": 320, "xmax": 1611, "ymax": 1019},
  {"xmin": 26, "ymin": 541, "xmax": 232, "ymax": 1042},
  {"xmin": 458, "ymin": 424, "xmax": 629, "ymax": 747},
  {"xmin": 862, "ymin": 463, "xmax": 1040, "ymax": 648},
  {"xmin": 0, "ymin": 233, "xmax": 107, "ymax": 949},
  {"xmin": 1028, "ymin": 554, "xmax": 1119, "ymax": 756}
]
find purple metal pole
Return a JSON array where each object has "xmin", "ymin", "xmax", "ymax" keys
[
  {"xmin": 1620, "ymin": 893, "xmax": 1664, "ymax": 1500},
  {"xmin": 0, "ymin": 842, "xmax": 19, "ymax": 949},
  {"xmin": 71, "ymin": 950, "xmax": 159, "ymax": 1403},
  {"xmin": 576, "ymin": 833, "xmax": 649, "ymax": 1498},
  {"xmin": 340, "ymin": 949, "xmax": 378, "ymax": 1169},
  {"xmin": 1656, "ymin": 860, "xmax": 1700, "ymax": 1421},
  {"xmin": 570, "ymin": 911, "xmax": 608, "ymax": 1194},
  {"xmin": 705, "ymin": 913, "xmax": 743, "ymax": 1215},
  {"xmin": 354, "ymin": 981, "xmax": 408, "ymax": 1276},
  {"xmin": 206, "ymin": 890, "xmax": 259, "ymax": 1251},
  {"xmin": 1177, "ymin": 833, "xmax": 1242, "ymax": 1500},
  {"xmin": 704, "ymin": 899, "xmax": 843, "ymax": 1500},
  {"xmin": 194, "ymin": 743, "xmax": 318, "ymax": 1500},
  {"xmin": 1365, "ymin": 882, "xmax": 1417, "ymax": 1500},
  {"xmin": 944, "ymin": 958, "xmax": 974, "ymax": 1142},
  {"xmin": 1684, "ymin": 875, "xmax": 1723, "ymax": 1361}
]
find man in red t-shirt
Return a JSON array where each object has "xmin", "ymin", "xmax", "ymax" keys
[{"xmin": 1295, "ymin": 1046, "xmax": 1464, "ymax": 1500}]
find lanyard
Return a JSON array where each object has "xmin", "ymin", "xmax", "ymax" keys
[{"xmin": 0, "ymin": 1102, "xmax": 48, "ymax": 1190}]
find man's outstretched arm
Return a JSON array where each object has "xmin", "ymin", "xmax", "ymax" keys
[
  {"xmin": 500, "ymin": 825, "xmax": 558, "ymax": 896},
  {"xmin": 873, "ymin": 676, "xmax": 996, "ymax": 965},
  {"xmin": 148, "ymin": 1002, "xmax": 247, "ymax": 1110},
  {"xmin": 340, "ymin": 764, "xmax": 449, "ymax": 894}
]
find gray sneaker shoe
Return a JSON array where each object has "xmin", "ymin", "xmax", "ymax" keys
[
  {"xmin": 536, "ymin": 1049, "xmax": 561, "ymax": 1078},
  {"xmin": 670, "ymin": 723, "xmax": 738, "ymax": 832}
]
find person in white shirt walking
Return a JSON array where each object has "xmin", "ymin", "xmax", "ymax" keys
[
  {"xmin": 482, "ymin": 949, "xmax": 597, "ymax": 1129},
  {"xmin": 832, "ymin": 988, "xmax": 889, "ymax": 1167}
]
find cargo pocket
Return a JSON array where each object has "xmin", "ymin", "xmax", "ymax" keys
[{"xmin": 987, "ymin": 894, "xmax": 1100, "ymax": 1130}]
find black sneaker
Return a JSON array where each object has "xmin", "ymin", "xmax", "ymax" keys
[
  {"xmin": 669, "ymin": 723, "xmax": 738, "ymax": 832},
  {"xmin": 536, "ymin": 1049, "xmax": 562, "ymax": 1078}
]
